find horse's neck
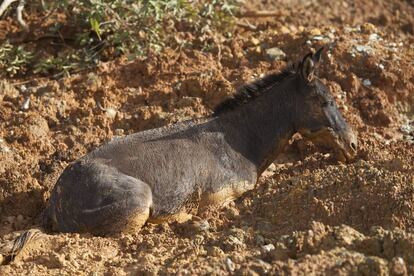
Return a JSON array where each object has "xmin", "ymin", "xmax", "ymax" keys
[{"xmin": 216, "ymin": 88, "xmax": 296, "ymax": 176}]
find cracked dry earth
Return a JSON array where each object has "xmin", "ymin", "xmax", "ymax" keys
[{"xmin": 1, "ymin": 0, "xmax": 414, "ymax": 275}]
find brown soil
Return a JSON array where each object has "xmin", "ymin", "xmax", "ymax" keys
[{"xmin": 1, "ymin": 0, "xmax": 414, "ymax": 275}]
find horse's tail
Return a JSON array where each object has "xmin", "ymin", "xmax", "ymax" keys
[{"xmin": 0, "ymin": 228, "xmax": 45, "ymax": 265}]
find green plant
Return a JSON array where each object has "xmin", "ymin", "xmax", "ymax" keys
[
  {"xmin": 0, "ymin": 41, "xmax": 34, "ymax": 77},
  {"xmin": 1, "ymin": 0, "xmax": 241, "ymax": 77}
]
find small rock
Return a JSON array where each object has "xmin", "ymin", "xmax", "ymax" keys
[
  {"xmin": 0, "ymin": 141, "xmax": 10, "ymax": 153},
  {"xmin": 19, "ymin": 84, "xmax": 28, "ymax": 93},
  {"xmin": 0, "ymin": 253, "xmax": 4, "ymax": 265},
  {"xmin": 265, "ymin": 47, "xmax": 286, "ymax": 61},
  {"xmin": 105, "ymin": 108, "xmax": 117, "ymax": 119},
  {"xmin": 268, "ymin": 163, "xmax": 276, "ymax": 171},
  {"xmin": 250, "ymin": 37, "xmax": 260, "ymax": 46},
  {"xmin": 355, "ymin": 45, "xmax": 372, "ymax": 53},
  {"xmin": 312, "ymin": 35, "xmax": 325, "ymax": 41},
  {"xmin": 362, "ymin": 79, "xmax": 372, "ymax": 87},
  {"xmin": 225, "ymin": 257, "xmax": 235, "ymax": 272},
  {"xmin": 22, "ymin": 97, "xmax": 30, "ymax": 110},
  {"xmin": 369, "ymin": 33, "xmax": 381, "ymax": 41},
  {"xmin": 261, "ymin": 244, "xmax": 275, "ymax": 253},
  {"xmin": 280, "ymin": 26, "xmax": 290, "ymax": 34},
  {"xmin": 400, "ymin": 124, "xmax": 413, "ymax": 135},
  {"xmin": 309, "ymin": 28, "xmax": 321, "ymax": 36},
  {"xmin": 327, "ymin": 32, "xmax": 336, "ymax": 39},
  {"xmin": 361, "ymin": 22, "xmax": 378, "ymax": 34},
  {"xmin": 195, "ymin": 219, "xmax": 210, "ymax": 232},
  {"xmin": 114, "ymin": 129, "xmax": 125, "ymax": 136},
  {"xmin": 355, "ymin": 45, "xmax": 373, "ymax": 54}
]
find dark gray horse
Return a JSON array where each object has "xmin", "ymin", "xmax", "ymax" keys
[{"xmin": 1, "ymin": 48, "xmax": 357, "ymax": 260}]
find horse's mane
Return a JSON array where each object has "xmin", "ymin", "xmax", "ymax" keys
[{"xmin": 213, "ymin": 65, "xmax": 297, "ymax": 115}]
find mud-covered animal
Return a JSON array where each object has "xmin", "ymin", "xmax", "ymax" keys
[{"xmin": 1, "ymin": 48, "xmax": 357, "ymax": 260}]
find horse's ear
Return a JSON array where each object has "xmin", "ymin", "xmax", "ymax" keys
[
  {"xmin": 313, "ymin": 46, "xmax": 324, "ymax": 63},
  {"xmin": 300, "ymin": 47, "xmax": 324, "ymax": 82},
  {"xmin": 300, "ymin": 53, "xmax": 315, "ymax": 82}
]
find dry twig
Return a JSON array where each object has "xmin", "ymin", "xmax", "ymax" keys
[
  {"xmin": 0, "ymin": 0, "xmax": 17, "ymax": 17},
  {"xmin": 16, "ymin": 0, "xmax": 28, "ymax": 31},
  {"xmin": 0, "ymin": 0, "xmax": 28, "ymax": 31},
  {"xmin": 238, "ymin": 10, "xmax": 281, "ymax": 18}
]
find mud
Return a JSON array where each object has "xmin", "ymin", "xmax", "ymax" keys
[{"xmin": 0, "ymin": 0, "xmax": 414, "ymax": 275}]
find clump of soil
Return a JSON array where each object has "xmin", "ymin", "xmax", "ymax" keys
[{"xmin": 1, "ymin": 0, "xmax": 414, "ymax": 274}]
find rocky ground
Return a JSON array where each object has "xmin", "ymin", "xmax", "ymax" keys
[{"xmin": 0, "ymin": 0, "xmax": 414, "ymax": 275}]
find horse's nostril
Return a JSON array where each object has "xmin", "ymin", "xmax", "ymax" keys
[{"xmin": 350, "ymin": 142, "xmax": 357, "ymax": 151}]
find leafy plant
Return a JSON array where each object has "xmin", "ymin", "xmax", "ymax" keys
[
  {"xmin": 0, "ymin": 41, "xmax": 34, "ymax": 77},
  {"xmin": 1, "ymin": 0, "xmax": 241, "ymax": 77}
]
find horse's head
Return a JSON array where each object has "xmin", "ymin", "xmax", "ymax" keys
[{"xmin": 293, "ymin": 48, "xmax": 357, "ymax": 161}]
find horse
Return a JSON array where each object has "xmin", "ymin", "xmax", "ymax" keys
[{"xmin": 0, "ymin": 47, "xmax": 357, "ymax": 261}]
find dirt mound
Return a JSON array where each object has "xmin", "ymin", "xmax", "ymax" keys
[{"xmin": 1, "ymin": 0, "xmax": 414, "ymax": 274}]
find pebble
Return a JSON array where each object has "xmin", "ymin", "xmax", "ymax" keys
[
  {"xmin": 114, "ymin": 129, "xmax": 125, "ymax": 136},
  {"xmin": 280, "ymin": 26, "xmax": 290, "ymax": 34},
  {"xmin": 308, "ymin": 28, "xmax": 321, "ymax": 36},
  {"xmin": 361, "ymin": 22, "xmax": 377, "ymax": 34},
  {"xmin": 355, "ymin": 45, "xmax": 373, "ymax": 54},
  {"xmin": 261, "ymin": 244, "xmax": 275, "ymax": 253},
  {"xmin": 250, "ymin": 37, "xmax": 260, "ymax": 46},
  {"xmin": 362, "ymin": 79, "xmax": 372, "ymax": 87},
  {"xmin": 105, "ymin": 108, "xmax": 117, "ymax": 119},
  {"xmin": 225, "ymin": 257, "xmax": 235, "ymax": 272},
  {"xmin": 19, "ymin": 84, "xmax": 28, "ymax": 93},
  {"xmin": 312, "ymin": 35, "xmax": 325, "ymax": 41},
  {"xmin": 0, "ymin": 254, "xmax": 3, "ymax": 265},
  {"xmin": 265, "ymin": 47, "xmax": 286, "ymax": 61},
  {"xmin": 369, "ymin": 33, "xmax": 381, "ymax": 41},
  {"xmin": 196, "ymin": 219, "xmax": 210, "ymax": 232},
  {"xmin": 400, "ymin": 124, "xmax": 413, "ymax": 135},
  {"xmin": 268, "ymin": 163, "xmax": 276, "ymax": 171},
  {"xmin": 0, "ymin": 140, "xmax": 10, "ymax": 153},
  {"xmin": 22, "ymin": 97, "xmax": 30, "ymax": 110}
]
